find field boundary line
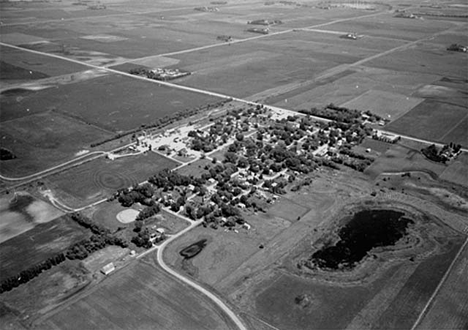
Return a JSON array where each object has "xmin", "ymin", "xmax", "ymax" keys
[
  {"xmin": 438, "ymin": 112, "xmax": 468, "ymax": 142},
  {"xmin": 410, "ymin": 236, "xmax": 468, "ymax": 330}
]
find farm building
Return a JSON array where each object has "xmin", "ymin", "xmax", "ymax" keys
[{"xmin": 101, "ymin": 263, "xmax": 115, "ymax": 275}]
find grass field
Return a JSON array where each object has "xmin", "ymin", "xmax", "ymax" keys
[
  {"xmin": 365, "ymin": 140, "xmax": 448, "ymax": 179},
  {"xmin": 440, "ymin": 152, "xmax": 468, "ymax": 187},
  {"xmin": 254, "ymin": 269, "xmax": 391, "ymax": 330},
  {"xmin": 45, "ymin": 151, "xmax": 178, "ymax": 208},
  {"xmin": 385, "ymin": 100, "xmax": 467, "ymax": 145},
  {"xmin": 0, "ymin": 215, "xmax": 88, "ymax": 282},
  {"xmin": 0, "ymin": 112, "xmax": 112, "ymax": 177},
  {"xmin": 38, "ymin": 254, "xmax": 237, "ymax": 330}
]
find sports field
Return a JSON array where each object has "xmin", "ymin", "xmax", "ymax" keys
[{"xmin": 44, "ymin": 151, "xmax": 178, "ymax": 208}]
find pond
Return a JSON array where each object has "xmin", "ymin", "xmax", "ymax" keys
[{"xmin": 311, "ymin": 209, "xmax": 413, "ymax": 270}]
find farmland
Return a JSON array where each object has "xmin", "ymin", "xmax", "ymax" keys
[
  {"xmin": 37, "ymin": 254, "xmax": 238, "ymax": 330},
  {"xmin": 0, "ymin": 214, "xmax": 88, "ymax": 282},
  {"xmin": 0, "ymin": 0, "xmax": 467, "ymax": 329},
  {"xmin": 385, "ymin": 100, "xmax": 468, "ymax": 145}
]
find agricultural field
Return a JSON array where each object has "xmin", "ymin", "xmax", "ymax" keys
[
  {"xmin": 341, "ymin": 90, "xmax": 423, "ymax": 120},
  {"xmin": 1, "ymin": 0, "xmax": 467, "ymax": 329},
  {"xmin": 0, "ymin": 111, "xmax": 112, "ymax": 177},
  {"xmin": 0, "ymin": 214, "xmax": 87, "ymax": 282},
  {"xmin": 385, "ymin": 100, "xmax": 467, "ymax": 145},
  {"xmin": 0, "ymin": 192, "xmax": 63, "ymax": 243},
  {"xmin": 44, "ymin": 151, "xmax": 178, "ymax": 209},
  {"xmin": 1, "ymin": 72, "xmax": 222, "ymax": 132},
  {"xmin": 0, "ymin": 45, "xmax": 89, "ymax": 85},
  {"xmin": 415, "ymin": 240, "xmax": 468, "ymax": 330},
  {"xmin": 37, "ymin": 254, "xmax": 238, "ymax": 330}
]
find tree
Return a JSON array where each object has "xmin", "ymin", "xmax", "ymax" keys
[
  {"xmin": 236, "ymin": 133, "xmax": 244, "ymax": 141},
  {"xmin": 134, "ymin": 221, "xmax": 144, "ymax": 232},
  {"xmin": 224, "ymin": 152, "xmax": 238, "ymax": 164}
]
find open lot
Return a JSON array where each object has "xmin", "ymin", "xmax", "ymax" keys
[
  {"xmin": 38, "ymin": 255, "xmax": 237, "ymax": 330},
  {"xmin": 45, "ymin": 151, "xmax": 178, "ymax": 208}
]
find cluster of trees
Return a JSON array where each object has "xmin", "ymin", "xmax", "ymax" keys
[
  {"xmin": 0, "ymin": 253, "xmax": 66, "ymax": 294},
  {"xmin": 291, "ymin": 177, "xmax": 312, "ymax": 192},
  {"xmin": 262, "ymin": 179, "xmax": 287, "ymax": 194},
  {"xmin": 131, "ymin": 228, "xmax": 153, "ymax": 249},
  {"xmin": 421, "ymin": 143, "xmax": 462, "ymax": 163},
  {"xmin": 136, "ymin": 204, "xmax": 161, "ymax": 221},
  {"xmin": 299, "ymin": 104, "xmax": 367, "ymax": 124},
  {"xmin": 66, "ymin": 234, "xmax": 128, "ymax": 260},
  {"xmin": 149, "ymin": 169, "xmax": 194, "ymax": 190},
  {"xmin": 331, "ymin": 156, "xmax": 373, "ymax": 172},
  {"xmin": 68, "ymin": 213, "xmax": 128, "ymax": 259},
  {"xmin": 117, "ymin": 183, "xmax": 155, "ymax": 207},
  {"xmin": 70, "ymin": 213, "xmax": 111, "ymax": 235}
]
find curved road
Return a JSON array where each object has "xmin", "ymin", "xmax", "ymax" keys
[{"xmin": 136, "ymin": 219, "xmax": 248, "ymax": 330}]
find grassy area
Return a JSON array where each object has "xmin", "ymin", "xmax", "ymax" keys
[
  {"xmin": 365, "ymin": 140, "xmax": 447, "ymax": 179},
  {"xmin": 440, "ymin": 152, "xmax": 468, "ymax": 187},
  {"xmin": 176, "ymin": 158, "xmax": 212, "ymax": 178}
]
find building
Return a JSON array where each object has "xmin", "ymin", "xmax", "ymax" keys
[{"xmin": 101, "ymin": 263, "xmax": 115, "ymax": 275}]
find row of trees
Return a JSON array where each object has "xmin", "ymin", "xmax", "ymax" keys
[{"xmin": 0, "ymin": 253, "xmax": 66, "ymax": 294}]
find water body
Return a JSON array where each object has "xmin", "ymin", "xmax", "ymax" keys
[
  {"xmin": 180, "ymin": 239, "xmax": 208, "ymax": 259},
  {"xmin": 311, "ymin": 210, "xmax": 413, "ymax": 270}
]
